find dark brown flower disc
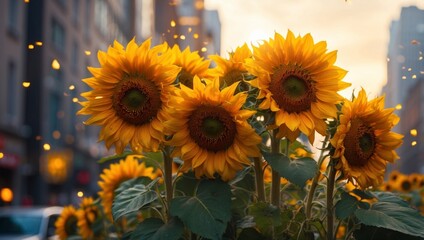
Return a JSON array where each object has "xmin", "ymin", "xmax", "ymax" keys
[
  {"xmin": 188, "ymin": 105, "xmax": 236, "ymax": 152},
  {"xmin": 269, "ymin": 66, "xmax": 316, "ymax": 113},
  {"xmin": 112, "ymin": 75, "xmax": 161, "ymax": 125},
  {"xmin": 343, "ymin": 118, "xmax": 376, "ymax": 167}
]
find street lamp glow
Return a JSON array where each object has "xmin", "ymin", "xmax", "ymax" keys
[{"xmin": 0, "ymin": 188, "xmax": 13, "ymax": 202}]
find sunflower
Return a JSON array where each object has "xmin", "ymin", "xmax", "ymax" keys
[
  {"xmin": 209, "ymin": 43, "xmax": 252, "ymax": 87},
  {"xmin": 164, "ymin": 76, "xmax": 262, "ymax": 181},
  {"xmin": 330, "ymin": 89, "xmax": 403, "ymax": 189},
  {"xmin": 98, "ymin": 155, "xmax": 158, "ymax": 220},
  {"xmin": 245, "ymin": 31, "xmax": 350, "ymax": 143},
  {"xmin": 388, "ymin": 170, "xmax": 401, "ymax": 183},
  {"xmin": 167, "ymin": 44, "xmax": 213, "ymax": 88},
  {"xmin": 78, "ymin": 39, "xmax": 181, "ymax": 154},
  {"xmin": 77, "ymin": 197, "xmax": 103, "ymax": 239},
  {"xmin": 55, "ymin": 206, "xmax": 79, "ymax": 240},
  {"xmin": 409, "ymin": 173, "xmax": 422, "ymax": 189},
  {"xmin": 397, "ymin": 175, "xmax": 413, "ymax": 192}
]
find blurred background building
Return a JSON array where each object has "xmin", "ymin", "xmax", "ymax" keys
[
  {"xmin": 0, "ymin": 0, "xmax": 220, "ymax": 206},
  {"xmin": 383, "ymin": 6, "xmax": 424, "ymax": 174}
]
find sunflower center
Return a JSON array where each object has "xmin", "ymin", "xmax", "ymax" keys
[
  {"xmin": 269, "ymin": 65, "xmax": 316, "ymax": 113},
  {"xmin": 65, "ymin": 216, "xmax": 78, "ymax": 236},
  {"xmin": 401, "ymin": 180, "xmax": 411, "ymax": 191},
  {"xmin": 112, "ymin": 76, "xmax": 161, "ymax": 125},
  {"xmin": 122, "ymin": 89, "xmax": 147, "ymax": 109},
  {"xmin": 188, "ymin": 105, "xmax": 236, "ymax": 152},
  {"xmin": 343, "ymin": 118, "xmax": 376, "ymax": 167},
  {"xmin": 178, "ymin": 69, "xmax": 194, "ymax": 88}
]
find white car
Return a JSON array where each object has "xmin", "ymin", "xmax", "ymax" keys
[{"xmin": 0, "ymin": 206, "xmax": 63, "ymax": 240}]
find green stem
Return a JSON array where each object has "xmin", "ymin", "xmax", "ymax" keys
[
  {"xmin": 253, "ymin": 156, "xmax": 266, "ymax": 202},
  {"xmin": 163, "ymin": 146, "xmax": 173, "ymax": 219},
  {"xmin": 305, "ymin": 135, "xmax": 330, "ymax": 219},
  {"xmin": 326, "ymin": 160, "xmax": 336, "ymax": 240},
  {"xmin": 270, "ymin": 130, "xmax": 281, "ymax": 206}
]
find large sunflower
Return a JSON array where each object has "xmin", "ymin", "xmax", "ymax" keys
[
  {"xmin": 245, "ymin": 31, "xmax": 350, "ymax": 143},
  {"xmin": 209, "ymin": 43, "xmax": 252, "ymax": 87},
  {"xmin": 164, "ymin": 76, "xmax": 262, "ymax": 181},
  {"xmin": 77, "ymin": 197, "xmax": 103, "ymax": 239},
  {"xmin": 78, "ymin": 39, "xmax": 181, "ymax": 153},
  {"xmin": 167, "ymin": 44, "xmax": 213, "ymax": 88},
  {"xmin": 55, "ymin": 206, "xmax": 79, "ymax": 240},
  {"xmin": 330, "ymin": 89, "xmax": 403, "ymax": 188},
  {"xmin": 98, "ymin": 155, "xmax": 158, "ymax": 220}
]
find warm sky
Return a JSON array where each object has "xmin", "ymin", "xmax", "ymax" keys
[{"xmin": 205, "ymin": 0, "xmax": 424, "ymax": 99}]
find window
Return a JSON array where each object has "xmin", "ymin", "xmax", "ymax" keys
[
  {"xmin": 8, "ymin": 0, "xmax": 19, "ymax": 34},
  {"xmin": 6, "ymin": 61, "xmax": 16, "ymax": 118},
  {"xmin": 51, "ymin": 19, "xmax": 66, "ymax": 53}
]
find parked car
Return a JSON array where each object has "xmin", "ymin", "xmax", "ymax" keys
[{"xmin": 0, "ymin": 206, "xmax": 63, "ymax": 240}]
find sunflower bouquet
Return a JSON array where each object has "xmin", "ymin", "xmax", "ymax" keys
[{"xmin": 55, "ymin": 31, "xmax": 424, "ymax": 240}]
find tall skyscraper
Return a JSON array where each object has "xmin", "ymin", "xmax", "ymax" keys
[
  {"xmin": 384, "ymin": 6, "xmax": 424, "ymax": 110},
  {"xmin": 383, "ymin": 6, "xmax": 424, "ymax": 173},
  {"xmin": 0, "ymin": 0, "xmax": 28, "ymax": 206}
]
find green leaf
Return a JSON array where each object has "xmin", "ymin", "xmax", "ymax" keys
[
  {"xmin": 98, "ymin": 151, "xmax": 134, "ymax": 163},
  {"xmin": 335, "ymin": 191, "xmax": 360, "ymax": 219},
  {"xmin": 130, "ymin": 217, "xmax": 184, "ymax": 240},
  {"xmin": 174, "ymin": 172, "xmax": 200, "ymax": 196},
  {"xmin": 229, "ymin": 166, "xmax": 253, "ymax": 187},
  {"xmin": 170, "ymin": 179, "xmax": 232, "ymax": 240},
  {"xmin": 372, "ymin": 191, "xmax": 409, "ymax": 207},
  {"xmin": 355, "ymin": 192, "xmax": 424, "ymax": 237},
  {"xmin": 248, "ymin": 202, "xmax": 282, "ymax": 232},
  {"xmin": 112, "ymin": 178, "xmax": 159, "ymax": 221},
  {"xmin": 262, "ymin": 151, "xmax": 317, "ymax": 188},
  {"xmin": 114, "ymin": 177, "xmax": 153, "ymax": 197},
  {"xmin": 231, "ymin": 188, "xmax": 252, "ymax": 219},
  {"xmin": 352, "ymin": 189, "xmax": 375, "ymax": 200},
  {"xmin": 143, "ymin": 151, "xmax": 164, "ymax": 165}
]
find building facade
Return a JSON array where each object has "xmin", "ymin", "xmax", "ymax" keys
[
  {"xmin": 0, "ymin": 0, "xmax": 28, "ymax": 206},
  {"xmin": 383, "ymin": 6, "xmax": 424, "ymax": 174}
]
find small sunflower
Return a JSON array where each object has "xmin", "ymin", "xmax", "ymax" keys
[
  {"xmin": 388, "ymin": 170, "xmax": 401, "ymax": 183},
  {"xmin": 55, "ymin": 206, "xmax": 79, "ymax": 240},
  {"xmin": 245, "ymin": 31, "xmax": 350, "ymax": 143},
  {"xmin": 397, "ymin": 175, "xmax": 413, "ymax": 192},
  {"xmin": 78, "ymin": 39, "xmax": 181, "ymax": 153},
  {"xmin": 98, "ymin": 155, "xmax": 158, "ymax": 220},
  {"xmin": 168, "ymin": 44, "xmax": 213, "ymax": 88},
  {"xmin": 77, "ymin": 197, "xmax": 103, "ymax": 239},
  {"xmin": 164, "ymin": 76, "xmax": 262, "ymax": 181},
  {"xmin": 409, "ymin": 173, "xmax": 422, "ymax": 189},
  {"xmin": 331, "ymin": 89, "xmax": 403, "ymax": 188},
  {"xmin": 209, "ymin": 43, "xmax": 252, "ymax": 87}
]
